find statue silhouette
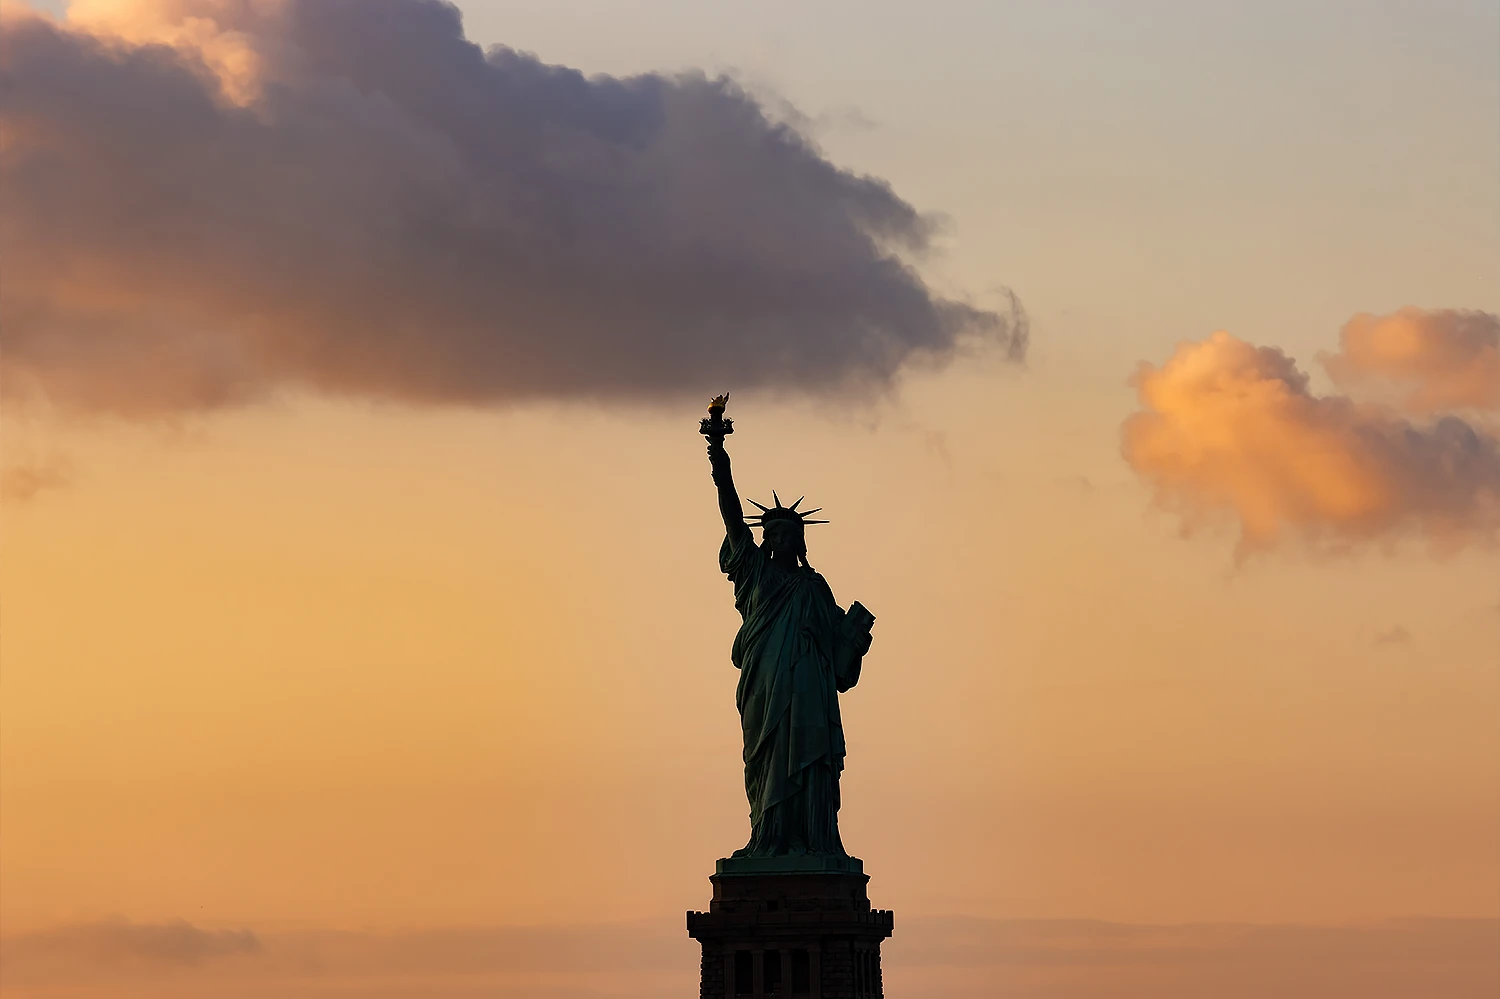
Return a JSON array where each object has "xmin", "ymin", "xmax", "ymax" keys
[{"xmin": 703, "ymin": 397, "xmax": 875, "ymax": 858}]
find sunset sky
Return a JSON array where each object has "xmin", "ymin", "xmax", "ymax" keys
[{"xmin": 2, "ymin": 1, "xmax": 1497, "ymax": 996}]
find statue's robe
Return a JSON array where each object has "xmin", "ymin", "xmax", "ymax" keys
[{"xmin": 721, "ymin": 529, "xmax": 862, "ymax": 857}]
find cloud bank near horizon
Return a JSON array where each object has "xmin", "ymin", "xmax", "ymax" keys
[
  {"xmin": 0, "ymin": 0, "xmax": 1025, "ymax": 419},
  {"xmin": 1122, "ymin": 309, "xmax": 1500, "ymax": 554},
  {"xmin": 3, "ymin": 916, "xmax": 1494, "ymax": 998}
]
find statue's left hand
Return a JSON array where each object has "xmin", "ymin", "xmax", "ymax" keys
[{"xmin": 840, "ymin": 622, "xmax": 873, "ymax": 658}]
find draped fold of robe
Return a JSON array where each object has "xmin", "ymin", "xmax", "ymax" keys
[{"xmin": 720, "ymin": 529, "xmax": 863, "ymax": 858}]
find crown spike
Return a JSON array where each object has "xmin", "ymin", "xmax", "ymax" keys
[{"xmin": 743, "ymin": 493, "xmax": 828, "ymax": 526}]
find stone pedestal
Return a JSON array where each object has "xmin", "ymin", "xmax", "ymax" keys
[{"xmin": 686, "ymin": 857, "xmax": 894, "ymax": 998}]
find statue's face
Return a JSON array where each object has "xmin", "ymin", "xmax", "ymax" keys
[{"xmin": 762, "ymin": 518, "xmax": 803, "ymax": 555}]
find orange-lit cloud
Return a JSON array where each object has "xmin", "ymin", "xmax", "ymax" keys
[
  {"xmin": 1322, "ymin": 308, "xmax": 1500, "ymax": 414},
  {"xmin": 0, "ymin": 0, "xmax": 1024, "ymax": 419},
  {"xmin": 1121, "ymin": 330, "xmax": 1500, "ymax": 553}
]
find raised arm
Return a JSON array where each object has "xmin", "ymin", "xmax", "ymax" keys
[{"xmin": 707, "ymin": 440, "xmax": 751, "ymax": 543}]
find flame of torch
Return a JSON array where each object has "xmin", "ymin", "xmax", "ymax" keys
[{"xmin": 701, "ymin": 393, "xmax": 734, "ymax": 441}]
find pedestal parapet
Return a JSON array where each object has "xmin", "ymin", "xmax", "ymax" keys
[{"xmin": 686, "ymin": 859, "xmax": 893, "ymax": 999}]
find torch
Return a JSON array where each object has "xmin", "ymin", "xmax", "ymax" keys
[{"xmin": 700, "ymin": 393, "xmax": 734, "ymax": 444}]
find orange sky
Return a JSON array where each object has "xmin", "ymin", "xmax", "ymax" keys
[
  {"xmin": 2, "ymin": 1, "xmax": 1497, "ymax": 997},
  {"xmin": 4, "ymin": 385, "xmax": 1495, "ymax": 995}
]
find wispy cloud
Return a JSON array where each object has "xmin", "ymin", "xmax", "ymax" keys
[
  {"xmin": 1374, "ymin": 625, "xmax": 1412, "ymax": 646},
  {"xmin": 2, "ymin": 919, "xmax": 259, "ymax": 985},
  {"xmin": 0, "ymin": 453, "xmax": 72, "ymax": 501},
  {"xmin": 894, "ymin": 917, "xmax": 1500, "ymax": 998}
]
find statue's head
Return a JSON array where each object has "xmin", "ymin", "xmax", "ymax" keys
[
  {"xmin": 760, "ymin": 513, "xmax": 806, "ymax": 556},
  {"xmin": 747, "ymin": 492, "xmax": 827, "ymax": 559}
]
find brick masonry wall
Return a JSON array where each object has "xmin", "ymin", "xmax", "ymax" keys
[
  {"xmin": 688, "ymin": 872, "xmax": 891, "ymax": 998},
  {"xmin": 698, "ymin": 943, "xmax": 725, "ymax": 999},
  {"xmin": 824, "ymin": 939, "xmax": 854, "ymax": 999}
]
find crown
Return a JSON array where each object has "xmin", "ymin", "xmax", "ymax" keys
[{"xmin": 746, "ymin": 491, "xmax": 828, "ymax": 527}]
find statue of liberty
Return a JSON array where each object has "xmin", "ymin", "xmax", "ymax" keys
[{"xmin": 701, "ymin": 396, "xmax": 876, "ymax": 861}]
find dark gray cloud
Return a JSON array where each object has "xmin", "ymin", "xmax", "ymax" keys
[{"xmin": 0, "ymin": 0, "xmax": 1025, "ymax": 418}]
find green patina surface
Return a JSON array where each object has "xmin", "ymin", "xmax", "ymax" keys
[
  {"xmin": 714, "ymin": 855, "xmax": 866, "ymax": 876},
  {"xmin": 703, "ymin": 399, "xmax": 876, "ymax": 863}
]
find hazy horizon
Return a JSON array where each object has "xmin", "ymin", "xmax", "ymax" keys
[{"xmin": 2, "ymin": 1, "xmax": 1496, "ymax": 996}]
